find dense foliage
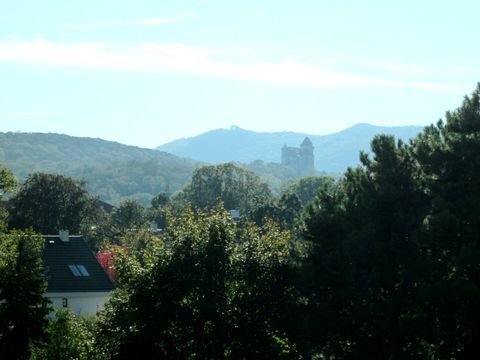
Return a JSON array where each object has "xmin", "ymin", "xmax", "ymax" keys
[
  {"xmin": 0, "ymin": 133, "xmax": 200, "ymax": 205},
  {"xmin": 175, "ymin": 163, "xmax": 273, "ymax": 215},
  {"xmin": 0, "ymin": 231, "xmax": 50, "ymax": 360},
  {"xmin": 30, "ymin": 309, "xmax": 102, "ymax": 360},
  {"xmin": 96, "ymin": 207, "xmax": 298, "ymax": 359},
  {"xmin": 7, "ymin": 173, "xmax": 95, "ymax": 234},
  {"xmin": 299, "ymin": 84, "xmax": 480, "ymax": 358},
  {"xmin": 0, "ymin": 165, "xmax": 17, "ymax": 196},
  {"xmin": 0, "ymin": 165, "xmax": 17, "ymax": 229},
  {"xmin": 282, "ymin": 176, "xmax": 337, "ymax": 208}
]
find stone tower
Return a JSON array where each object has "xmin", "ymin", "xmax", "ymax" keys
[{"xmin": 281, "ymin": 137, "xmax": 315, "ymax": 176}]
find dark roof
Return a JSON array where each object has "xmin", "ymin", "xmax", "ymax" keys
[
  {"xmin": 300, "ymin": 137, "xmax": 313, "ymax": 147},
  {"xmin": 42, "ymin": 235, "xmax": 114, "ymax": 293}
]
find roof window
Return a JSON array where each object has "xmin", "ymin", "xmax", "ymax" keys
[{"xmin": 68, "ymin": 265, "xmax": 90, "ymax": 277}]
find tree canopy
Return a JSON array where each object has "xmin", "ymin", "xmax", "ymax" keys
[
  {"xmin": 178, "ymin": 163, "xmax": 272, "ymax": 215},
  {"xmin": 0, "ymin": 165, "xmax": 17, "ymax": 197},
  {"xmin": 0, "ymin": 165, "xmax": 17, "ymax": 230},
  {"xmin": 0, "ymin": 231, "xmax": 50, "ymax": 360},
  {"xmin": 7, "ymin": 173, "xmax": 94, "ymax": 234},
  {"xmin": 0, "ymin": 132, "xmax": 200, "ymax": 206},
  {"xmin": 283, "ymin": 175, "xmax": 336, "ymax": 208},
  {"xmin": 299, "ymin": 84, "xmax": 480, "ymax": 358},
  {"xmin": 96, "ymin": 207, "xmax": 298, "ymax": 359}
]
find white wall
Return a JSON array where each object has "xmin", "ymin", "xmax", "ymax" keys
[{"xmin": 46, "ymin": 291, "xmax": 111, "ymax": 316}]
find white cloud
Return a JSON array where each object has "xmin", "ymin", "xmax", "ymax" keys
[
  {"xmin": 127, "ymin": 15, "xmax": 192, "ymax": 27},
  {"xmin": 64, "ymin": 15, "xmax": 191, "ymax": 30},
  {"xmin": 0, "ymin": 112, "xmax": 53, "ymax": 117},
  {"xmin": 63, "ymin": 20, "xmax": 117, "ymax": 31},
  {"xmin": 0, "ymin": 39, "xmax": 453, "ymax": 91}
]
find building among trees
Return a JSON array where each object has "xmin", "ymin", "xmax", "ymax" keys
[
  {"xmin": 281, "ymin": 137, "xmax": 315, "ymax": 176},
  {"xmin": 42, "ymin": 231, "xmax": 114, "ymax": 316}
]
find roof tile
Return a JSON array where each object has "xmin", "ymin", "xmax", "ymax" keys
[{"xmin": 42, "ymin": 235, "xmax": 114, "ymax": 292}]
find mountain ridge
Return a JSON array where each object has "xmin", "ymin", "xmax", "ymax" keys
[
  {"xmin": 0, "ymin": 124, "xmax": 425, "ymax": 203},
  {"xmin": 156, "ymin": 123, "xmax": 424, "ymax": 173}
]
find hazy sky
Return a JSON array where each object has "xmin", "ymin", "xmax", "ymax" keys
[{"xmin": 1, "ymin": 0, "xmax": 479, "ymax": 148}]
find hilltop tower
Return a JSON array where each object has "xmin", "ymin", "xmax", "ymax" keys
[{"xmin": 281, "ymin": 137, "xmax": 315, "ymax": 176}]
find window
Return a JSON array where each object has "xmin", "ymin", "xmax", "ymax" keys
[
  {"xmin": 68, "ymin": 265, "xmax": 81, "ymax": 276},
  {"xmin": 68, "ymin": 265, "xmax": 90, "ymax": 277},
  {"xmin": 62, "ymin": 298, "xmax": 68, "ymax": 307},
  {"xmin": 77, "ymin": 265, "xmax": 90, "ymax": 276}
]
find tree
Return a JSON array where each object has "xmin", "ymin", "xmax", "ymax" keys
[
  {"xmin": 79, "ymin": 200, "xmax": 113, "ymax": 251},
  {"xmin": 150, "ymin": 192, "xmax": 170, "ymax": 209},
  {"xmin": 96, "ymin": 207, "xmax": 298, "ymax": 359},
  {"xmin": 0, "ymin": 230, "xmax": 50, "ymax": 360},
  {"xmin": 283, "ymin": 176, "xmax": 336, "ymax": 208},
  {"xmin": 148, "ymin": 192, "xmax": 170, "ymax": 230},
  {"xmin": 0, "ymin": 165, "xmax": 17, "ymax": 230},
  {"xmin": 300, "ymin": 134, "xmax": 429, "ymax": 358},
  {"xmin": 250, "ymin": 191, "xmax": 302, "ymax": 230},
  {"xmin": 96, "ymin": 245, "xmax": 124, "ymax": 283},
  {"xmin": 29, "ymin": 309, "xmax": 102, "ymax": 360},
  {"xmin": 111, "ymin": 199, "xmax": 147, "ymax": 232},
  {"xmin": 299, "ymin": 84, "xmax": 480, "ymax": 358},
  {"xmin": 8, "ymin": 173, "xmax": 92, "ymax": 234},
  {"xmin": 181, "ymin": 163, "xmax": 272, "ymax": 215},
  {"xmin": 409, "ymin": 84, "xmax": 480, "ymax": 357},
  {"xmin": 228, "ymin": 219, "xmax": 300, "ymax": 358},
  {"xmin": 0, "ymin": 165, "xmax": 17, "ymax": 197}
]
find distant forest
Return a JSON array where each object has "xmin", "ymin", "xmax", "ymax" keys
[
  {"xmin": 0, "ymin": 132, "xmax": 335, "ymax": 205},
  {"xmin": 0, "ymin": 133, "xmax": 201, "ymax": 205},
  {"xmin": 0, "ymin": 124, "xmax": 421, "ymax": 205}
]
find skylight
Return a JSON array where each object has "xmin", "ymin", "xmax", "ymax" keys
[
  {"xmin": 68, "ymin": 265, "xmax": 90, "ymax": 277},
  {"xmin": 77, "ymin": 265, "xmax": 90, "ymax": 276}
]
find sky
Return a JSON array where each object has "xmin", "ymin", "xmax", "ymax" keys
[{"xmin": 1, "ymin": 0, "xmax": 479, "ymax": 148}]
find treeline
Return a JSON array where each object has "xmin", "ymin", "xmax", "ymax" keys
[
  {"xmin": 0, "ymin": 132, "xmax": 201, "ymax": 205},
  {"xmin": 4, "ymin": 163, "xmax": 331, "ymax": 251},
  {"xmin": 1, "ymin": 84, "xmax": 480, "ymax": 359},
  {"xmin": 0, "ymin": 132, "xmax": 332, "ymax": 206}
]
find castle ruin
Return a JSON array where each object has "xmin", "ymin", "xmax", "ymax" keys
[{"xmin": 281, "ymin": 137, "xmax": 315, "ymax": 176}]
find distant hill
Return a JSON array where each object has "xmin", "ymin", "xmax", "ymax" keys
[
  {"xmin": 0, "ymin": 132, "xmax": 201, "ymax": 205},
  {"xmin": 156, "ymin": 124, "xmax": 424, "ymax": 173},
  {"xmin": 0, "ymin": 125, "xmax": 425, "ymax": 205}
]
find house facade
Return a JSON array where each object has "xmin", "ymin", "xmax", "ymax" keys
[{"xmin": 42, "ymin": 232, "xmax": 114, "ymax": 316}]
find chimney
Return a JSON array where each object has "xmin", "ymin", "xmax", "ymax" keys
[{"xmin": 59, "ymin": 230, "xmax": 69, "ymax": 242}]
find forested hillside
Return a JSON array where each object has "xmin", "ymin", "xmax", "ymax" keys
[
  {"xmin": 0, "ymin": 133, "xmax": 201, "ymax": 205},
  {"xmin": 156, "ymin": 123, "xmax": 423, "ymax": 172}
]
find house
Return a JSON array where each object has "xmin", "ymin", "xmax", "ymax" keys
[{"xmin": 42, "ymin": 231, "xmax": 114, "ymax": 316}]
